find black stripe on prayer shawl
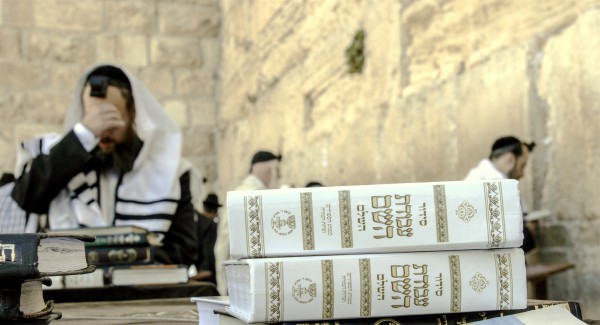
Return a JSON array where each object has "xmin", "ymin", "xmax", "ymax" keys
[
  {"xmin": 115, "ymin": 213, "xmax": 174, "ymax": 221},
  {"xmin": 116, "ymin": 198, "xmax": 179, "ymax": 205},
  {"xmin": 85, "ymin": 198, "xmax": 95, "ymax": 206},
  {"xmin": 71, "ymin": 181, "xmax": 99, "ymax": 198}
]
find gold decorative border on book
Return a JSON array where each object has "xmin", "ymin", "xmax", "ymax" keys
[
  {"xmin": 483, "ymin": 182, "xmax": 507, "ymax": 248},
  {"xmin": 339, "ymin": 190, "xmax": 353, "ymax": 248},
  {"xmin": 245, "ymin": 196, "xmax": 265, "ymax": 258},
  {"xmin": 495, "ymin": 253, "xmax": 513, "ymax": 310},
  {"xmin": 322, "ymin": 260, "xmax": 334, "ymax": 319},
  {"xmin": 301, "ymin": 192, "xmax": 315, "ymax": 251},
  {"xmin": 449, "ymin": 255, "xmax": 462, "ymax": 312},
  {"xmin": 359, "ymin": 258, "xmax": 372, "ymax": 317},
  {"xmin": 434, "ymin": 185, "xmax": 449, "ymax": 243},
  {"xmin": 266, "ymin": 261, "xmax": 284, "ymax": 322}
]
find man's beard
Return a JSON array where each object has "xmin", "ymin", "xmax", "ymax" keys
[{"xmin": 93, "ymin": 125, "xmax": 142, "ymax": 174}]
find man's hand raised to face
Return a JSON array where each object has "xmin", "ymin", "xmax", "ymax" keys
[{"xmin": 81, "ymin": 84, "xmax": 129, "ymax": 138}]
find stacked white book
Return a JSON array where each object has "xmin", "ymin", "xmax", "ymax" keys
[{"xmin": 222, "ymin": 180, "xmax": 528, "ymax": 323}]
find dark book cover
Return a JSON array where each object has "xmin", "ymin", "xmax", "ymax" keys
[
  {"xmin": 86, "ymin": 233, "xmax": 149, "ymax": 248},
  {"xmin": 86, "ymin": 245, "xmax": 155, "ymax": 266},
  {"xmin": 46, "ymin": 225, "xmax": 153, "ymax": 248},
  {"xmin": 0, "ymin": 233, "xmax": 94, "ymax": 279}
]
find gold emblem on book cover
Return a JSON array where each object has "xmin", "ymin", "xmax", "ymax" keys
[
  {"xmin": 0, "ymin": 244, "xmax": 16, "ymax": 262},
  {"xmin": 292, "ymin": 277, "xmax": 317, "ymax": 304},
  {"xmin": 245, "ymin": 196, "xmax": 265, "ymax": 258},
  {"xmin": 483, "ymin": 182, "xmax": 506, "ymax": 248},
  {"xmin": 495, "ymin": 253, "xmax": 513, "ymax": 309},
  {"xmin": 322, "ymin": 260, "xmax": 334, "ymax": 318},
  {"xmin": 266, "ymin": 261, "xmax": 283, "ymax": 322},
  {"xmin": 469, "ymin": 272, "xmax": 489, "ymax": 293},
  {"xmin": 449, "ymin": 255, "xmax": 462, "ymax": 312},
  {"xmin": 456, "ymin": 201, "xmax": 477, "ymax": 223},
  {"xmin": 301, "ymin": 192, "xmax": 315, "ymax": 251},
  {"xmin": 339, "ymin": 190, "xmax": 353, "ymax": 248},
  {"xmin": 359, "ymin": 258, "xmax": 372, "ymax": 317},
  {"xmin": 433, "ymin": 185, "xmax": 449, "ymax": 243},
  {"xmin": 271, "ymin": 210, "xmax": 296, "ymax": 236}
]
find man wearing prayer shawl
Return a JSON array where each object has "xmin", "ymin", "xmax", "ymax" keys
[{"xmin": 11, "ymin": 64, "xmax": 197, "ymax": 266}]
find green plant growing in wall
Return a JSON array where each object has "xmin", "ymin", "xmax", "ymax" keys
[{"xmin": 345, "ymin": 29, "xmax": 365, "ymax": 74}]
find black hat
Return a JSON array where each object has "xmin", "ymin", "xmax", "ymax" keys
[
  {"xmin": 251, "ymin": 151, "xmax": 282, "ymax": 165},
  {"xmin": 305, "ymin": 181, "xmax": 324, "ymax": 187},
  {"xmin": 491, "ymin": 136, "xmax": 521, "ymax": 152},
  {"xmin": 85, "ymin": 65, "xmax": 132, "ymax": 92},
  {"xmin": 491, "ymin": 136, "xmax": 536, "ymax": 154},
  {"xmin": 203, "ymin": 193, "xmax": 222, "ymax": 208}
]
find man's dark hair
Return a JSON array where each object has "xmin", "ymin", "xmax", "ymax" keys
[
  {"xmin": 85, "ymin": 65, "xmax": 134, "ymax": 111},
  {"xmin": 489, "ymin": 136, "xmax": 536, "ymax": 160}
]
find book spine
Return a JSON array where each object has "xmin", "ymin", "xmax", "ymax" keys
[
  {"xmin": 85, "ymin": 233, "xmax": 149, "ymax": 247},
  {"xmin": 0, "ymin": 234, "xmax": 41, "ymax": 279},
  {"xmin": 226, "ymin": 248, "xmax": 527, "ymax": 323},
  {"xmin": 227, "ymin": 180, "xmax": 523, "ymax": 259},
  {"xmin": 0, "ymin": 281, "xmax": 23, "ymax": 320},
  {"xmin": 85, "ymin": 246, "xmax": 154, "ymax": 266}
]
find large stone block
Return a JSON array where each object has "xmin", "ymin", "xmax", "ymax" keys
[
  {"xmin": 0, "ymin": 62, "xmax": 44, "ymax": 90},
  {"xmin": 163, "ymin": 100, "xmax": 189, "ymax": 128},
  {"xmin": 175, "ymin": 69, "xmax": 215, "ymax": 96},
  {"xmin": 47, "ymin": 64, "xmax": 88, "ymax": 93},
  {"xmin": 137, "ymin": 67, "xmax": 174, "ymax": 97},
  {"xmin": 0, "ymin": 30, "xmax": 21, "ymax": 60},
  {"xmin": 96, "ymin": 34, "xmax": 148, "ymax": 67},
  {"xmin": 539, "ymin": 223, "xmax": 574, "ymax": 247},
  {"xmin": 106, "ymin": 0, "xmax": 155, "ymax": 32},
  {"xmin": 200, "ymin": 38, "xmax": 220, "ymax": 74},
  {"xmin": 151, "ymin": 37, "xmax": 203, "ymax": 67},
  {"xmin": 26, "ymin": 32, "xmax": 95, "ymax": 64},
  {"xmin": 189, "ymin": 98, "xmax": 217, "ymax": 126},
  {"xmin": 182, "ymin": 127, "xmax": 214, "ymax": 157},
  {"xmin": 33, "ymin": 0, "xmax": 102, "ymax": 31},
  {"xmin": 576, "ymin": 220, "xmax": 600, "ymax": 247},
  {"xmin": 6, "ymin": 0, "xmax": 33, "ymax": 27},
  {"xmin": 158, "ymin": 2, "xmax": 219, "ymax": 36}
]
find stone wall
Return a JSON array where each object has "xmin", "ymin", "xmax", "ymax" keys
[
  {"xmin": 0, "ymin": 0, "xmax": 220, "ymax": 205},
  {"xmin": 219, "ymin": 0, "xmax": 600, "ymax": 318}
]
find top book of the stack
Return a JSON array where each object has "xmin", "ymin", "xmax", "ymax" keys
[{"xmin": 227, "ymin": 179, "xmax": 524, "ymax": 259}]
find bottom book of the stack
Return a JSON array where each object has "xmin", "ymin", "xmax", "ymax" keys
[
  {"xmin": 0, "ymin": 278, "xmax": 60, "ymax": 323},
  {"xmin": 192, "ymin": 297, "xmax": 582, "ymax": 325},
  {"xmin": 224, "ymin": 248, "xmax": 527, "ymax": 323}
]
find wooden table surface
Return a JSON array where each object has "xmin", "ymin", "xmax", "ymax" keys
[{"xmin": 53, "ymin": 298, "xmax": 199, "ymax": 324}]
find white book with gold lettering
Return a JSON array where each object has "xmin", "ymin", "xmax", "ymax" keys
[
  {"xmin": 227, "ymin": 180, "xmax": 523, "ymax": 259},
  {"xmin": 224, "ymin": 248, "xmax": 527, "ymax": 323}
]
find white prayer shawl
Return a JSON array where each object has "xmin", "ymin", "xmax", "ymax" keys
[
  {"xmin": 463, "ymin": 158, "xmax": 507, "ymax": 181},
  {"xmin": 463, "ymin": 158, "xmax": 529, "ymax": 213},
  {"xmin": 15, "ymin": 63, "xmax": 187, "ymax": 233}
]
